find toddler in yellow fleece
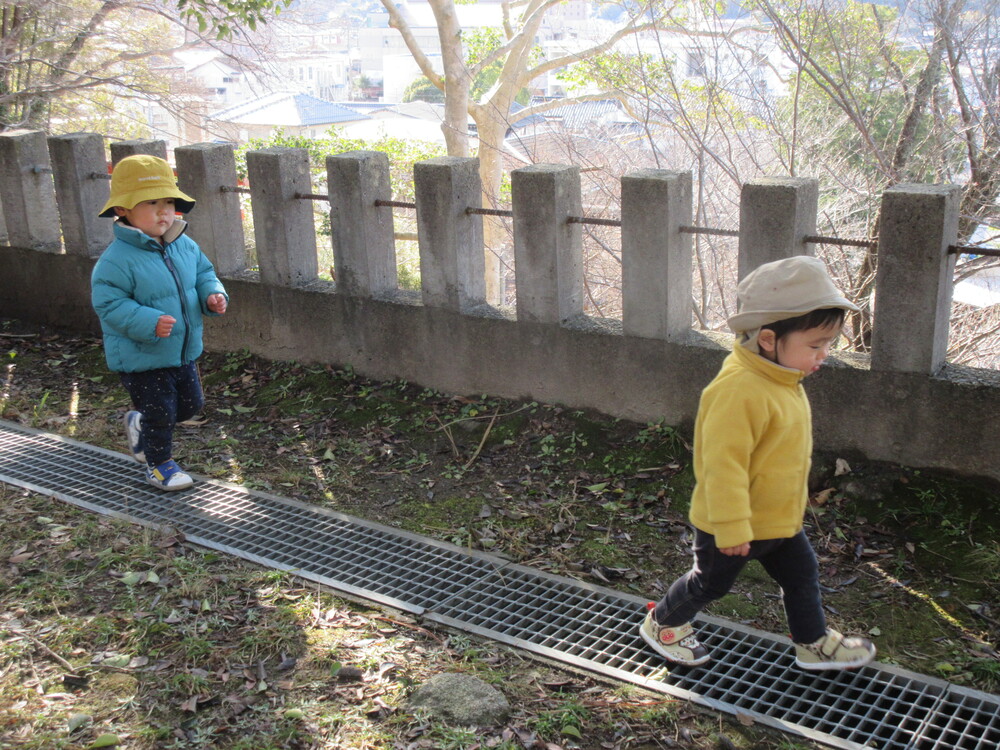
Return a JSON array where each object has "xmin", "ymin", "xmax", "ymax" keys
[{"xmin": 639, "ymin": 256, "xmax": 876, "ymax": 671}]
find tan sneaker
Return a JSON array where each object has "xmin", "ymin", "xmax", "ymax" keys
[
  {"xmin": 638, "ymin": 605, "xmax": 710, "ymax": 666},
  {"xmin": 795, "ymin": 629, "xmax": 875, "ymax": 671}
]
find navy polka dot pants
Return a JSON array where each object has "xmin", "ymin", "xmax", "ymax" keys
[{"xmin": 120, "ymin": 362, "xmax": 204, "ymax": 467}]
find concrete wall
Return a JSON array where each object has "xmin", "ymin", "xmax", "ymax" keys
[{"xmin": 1, "ymin": 129, "xmax": 998, "ymax": 482}]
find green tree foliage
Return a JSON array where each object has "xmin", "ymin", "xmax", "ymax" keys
[
  {"xmin": 759, "ymin": 0, "xmax": 945, "ymax": 187},
  {"xmin": 233, "ymin": 129, "xmax": 446, "ymax": 288},
  {"xmin": 403, "ymin": 77, "xmax": 445, "ymax": 104},
  {"xmin": 233, "ymin": 128, "xmax": 445, "ymax": 203},
  {"xmin": 176, "ymin": 0, "xmax": 292, "ymax": 40}
]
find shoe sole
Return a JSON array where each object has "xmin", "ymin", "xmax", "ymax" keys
[
  {"xmin": 146, "ymin": 479, "xmax": 194, "ymax": 492},
  {"xmin": 146, "ymin": 477, "xmax": 194, "ymax": 492},
  {"xmin": 122, "ymin": 411, "xmax": 145, "ymax": 464},
  {"xmin": 639, "ymin": 624, "xmax": 711, "ymax": 667}
]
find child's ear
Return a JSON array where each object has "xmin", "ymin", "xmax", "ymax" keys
[
  {"xmin": 113, "ymin": 207, "xmax": 127, "ymax": 217},
  {"xmin": 758, "ymin": 329, "xmax": 777, "ymax": 353}
]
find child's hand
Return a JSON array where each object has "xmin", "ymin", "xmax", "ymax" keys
[
  {"xmin": 155, "ymin": 315, "xmax": 176, "ymax": 338},
  {"xmin": 207, "ymin": 294, "xmax": 227, "ymax": 314},
  {"xmin": 720, "ymin": 543, "xmax": 751, "ymax": 557}
]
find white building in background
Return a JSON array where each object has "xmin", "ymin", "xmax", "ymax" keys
[
  {"xmin": 355, "ymin": 9, "xmax": 437, "ymax": 91},
  {"xmin": 276, "ymin": 52, "xmax": 354, "ymax": 102},
  {"xmin": 381, "ymin": 52, "xmax": 442, "ymax": 104},
  {"xmin": 174, "ymin": 49, "xmax": 260, "ymax": 108},
  {"xmin": 536, "ymin": 12, "xmax": 787, "ymax": 101}
]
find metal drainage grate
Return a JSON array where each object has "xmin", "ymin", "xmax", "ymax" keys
[
  {"xmin": 2, "ymin": 419, "xmax": 999, "ymax": 750},
  {"xmin": 425, "ymin": 562, "xmax": 1000, "ymax": 749},
  {"xmin": 0, "ymin": 423, "xmax": 502, "ymax": 613}
]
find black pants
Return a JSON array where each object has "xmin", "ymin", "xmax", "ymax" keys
[
  {"xmin": 654, "ymin": 528, "xmax": 827, "ymax": 644},
  {"xmin": 120, "ymin": 362, "xmax": 203, "ymax": 468}
]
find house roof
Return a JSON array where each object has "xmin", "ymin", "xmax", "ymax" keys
[
  {"xmin": 333, "ymin": 101, "xmax": 397, "ymax": 115},
  {"xmin": 506, "ymin": 101, "xmax": 546, "ymax": 129},
  {"xmin": 508, "ymin": 99, "xmax": 641, "ymax": 133},
  {"xmin": 209, "ymin": 92, "xmax": 370, "ymax": 127},
  {"xmin": 334, "ymin": 114, "xmax": 457, "ymax": 146}
]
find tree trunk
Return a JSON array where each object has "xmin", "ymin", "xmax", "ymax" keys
[
  {"xmin": 428, "ymin": 0, "xmax": 470, "ymax": 157},
  {"xmin": 475, "ymin": 113, "xmax": 508, "ymax": 302}
]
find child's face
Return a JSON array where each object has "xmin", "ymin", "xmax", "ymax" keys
[
  {"xmin": 758, "ymin": 321, "xmax": 843, "ymax": 376},
  {"xmin": 115, "ymin": 198, "xmax": 176, "ymax": 239}
]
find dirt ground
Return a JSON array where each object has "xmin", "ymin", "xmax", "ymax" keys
[{"xmin": 2, "ymin": 318, "xmax": 999, "ymax": 749}]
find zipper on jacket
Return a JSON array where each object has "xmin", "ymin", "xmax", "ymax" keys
[{"xmin": 159, "ymin": 247, "xmax": 192, "ymax": 363}]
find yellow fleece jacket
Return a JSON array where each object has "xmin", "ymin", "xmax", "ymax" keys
[{"xmin": 688, "ymin": 342, "xmax": 812, "ymax": 549}]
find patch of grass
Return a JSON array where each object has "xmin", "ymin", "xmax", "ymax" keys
[
  {"xmin": 529, "ymin": 696, "xmax": 592, "ymax": 742},
  {"xmin": 714, "ymin": 592, "xmax": 765, "ymax": 621}
]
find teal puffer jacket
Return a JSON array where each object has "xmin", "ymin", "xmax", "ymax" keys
[{"xmin": 91, "ymin": 221, "xmax": 227, "ymax": 373}]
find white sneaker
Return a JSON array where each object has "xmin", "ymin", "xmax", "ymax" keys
[
  {"xmin": 146, "ymin": 460, "xmax": 194, "ymax": 492},
  {"xmin": 638, "ymin": 605, "xmax": 711, "ymax": 666},
  {"xmin": 795, "ymin": 629, "xmax": 876, "ymax": 671},
  {"xmin": 123, "ymin": 410, "xmax": 145, "ymax": 463}
]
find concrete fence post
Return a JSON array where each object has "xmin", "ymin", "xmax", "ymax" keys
[
  {"xmin": 414, "ymin": 156, "xmax": 484, "ymax": 311},
  {"xmin": 175, "ymin": 143, "xmax": 247, "ymax": 277},
  {"xmin": 871, "ymin": 183, "xmax": 961, "ymax": 374},
  {"xmin": 512, "ymin": 164, "xmax": 583, "ymax": 324},
  {"xmin": 246, "ymin": 147, "xmax": 318, "ymax": 287},
  {"xmin": 622, "ymin": 170, "xmax": 692, "ymax": 339},
  {"xmin": 738, "ymin": 177, "xmax": 818, "ymax": 278},
  {"xmin": 327, "ymin": 150, "xmax": 396, "ymax": 297},
  {"xmin": 109, "ymin": 140, "xmax": 167, "ymax": 165},
  {"xmin": 0, "ymin": 193, "xmax": 7, "ymax": 245},
  {"xmin": 47, "ymin": 133, "xmax": 112, "ymax": 257},
  {"xmin": 0, "ymin": 129, "xmax": 61, "ymax": 252}
]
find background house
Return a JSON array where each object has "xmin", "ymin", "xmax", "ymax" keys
[{"xmin": 205, "ymin": 92, "xmax": 371, "ymax": 141}]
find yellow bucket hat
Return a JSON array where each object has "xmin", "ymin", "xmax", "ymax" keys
[{"xmin": 99, "ymin": 154, "xmax": 196, "ymax": 218}]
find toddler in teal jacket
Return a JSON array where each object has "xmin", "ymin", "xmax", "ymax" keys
[{"xmin": 91, "ymin": 155, "xmax": 228, "ymax": 491}]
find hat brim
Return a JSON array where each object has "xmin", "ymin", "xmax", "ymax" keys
[
  {"xmin": 727, "ymin": 295, "xmax": 860, "ymax": 333},
  {"xmin": 99, "ymin": 186, "xmax": 196, "ymax": 218}
]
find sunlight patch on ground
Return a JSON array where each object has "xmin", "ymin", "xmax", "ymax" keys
[
  {"xmin": 218, "ymin": 427, "xmax": 245, "ymax": 484},
  {"xmin": 66, "ymin": 381, "xmax": 79, "ymax": 435},
  {"xmin": 2, "ymin": 360, "xmax": 14, "ymax": 410},
  {"xmin": 865, "ymin": 561, "xmax": 992, "ymax": 647}
]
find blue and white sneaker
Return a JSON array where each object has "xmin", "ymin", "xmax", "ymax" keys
[
  {"xmin": 146, "ymin": 460, "xmax": 194, "ymax": 492},
  {"xmin": 123, "ymin": 410, "xmax": 145, "ymax": 463}
]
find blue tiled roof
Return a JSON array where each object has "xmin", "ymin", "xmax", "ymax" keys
[
  {"xmin": 295, "ymin": 94, "xmax": 366, "ymax": 125},
  {"xmin": 210, "ymin": 92, "xmax": 371, "ymax": 127}
]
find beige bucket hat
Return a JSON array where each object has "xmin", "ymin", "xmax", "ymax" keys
[
  {"xmin": 99, "ymin": 154, "xmax": 195, "ymax": 218},
  {"xmin": 727, "ymin": 255, "xmax": 859, "ymax": 334}
]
